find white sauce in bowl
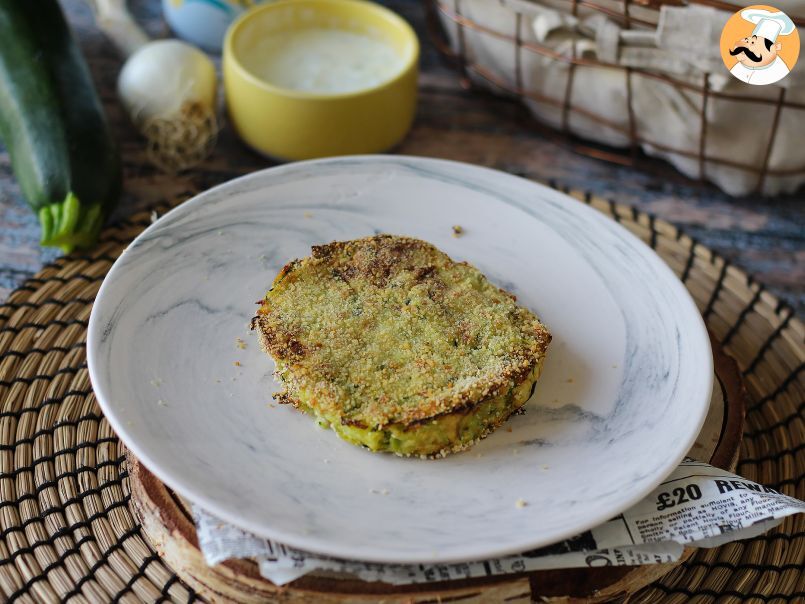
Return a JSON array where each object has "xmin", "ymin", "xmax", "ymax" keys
[{"xmin": 247, "ymin": 29, "xmax": 404, "ymax": 94}]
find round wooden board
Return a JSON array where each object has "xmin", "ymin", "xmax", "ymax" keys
[{"xmin": 126, "ymin": 333, "xmax": 745, "ymax": 603}]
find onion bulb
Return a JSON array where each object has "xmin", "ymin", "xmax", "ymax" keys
[
  {"xmin": 118, "ymin": 40, "xmax": 218, "ymax": 172},
  {"xmin": 89, "ymin": 0, "xmax": 219, "ymax": 172}
]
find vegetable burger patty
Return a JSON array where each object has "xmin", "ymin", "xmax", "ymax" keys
[{"xmin": 251, "ymin": 235, "xmax": 551, "ymax": 457}]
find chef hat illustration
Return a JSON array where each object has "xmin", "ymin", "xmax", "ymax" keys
[{"xmin": 741, "ymin": 8, "xmax": 796, "ymax": 43}]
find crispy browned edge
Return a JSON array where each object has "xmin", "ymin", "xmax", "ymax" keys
[{"xmin": 250, "ymin": 235, "xmax": 551, "ymax": 429}]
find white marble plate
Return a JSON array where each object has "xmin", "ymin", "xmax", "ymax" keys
[{"xmin": 88, "ymin": 156, "xmax": 712, "ymax": 564}]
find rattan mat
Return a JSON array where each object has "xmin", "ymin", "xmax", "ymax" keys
[{"xmin": 0, "ymin": 187, "xmax": 802, "ymax": 603}]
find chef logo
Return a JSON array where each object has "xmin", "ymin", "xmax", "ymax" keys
[{"xmin": 720, "ymin": 5, "xmax": 799, "ymax": 85}]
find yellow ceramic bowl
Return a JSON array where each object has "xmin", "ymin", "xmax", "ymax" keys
[{"xmin": 223, "ymin": 0, "xmax": 419, "ymax": 160}]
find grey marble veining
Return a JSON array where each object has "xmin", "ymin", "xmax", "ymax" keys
[{"xmin": 87, "ymin": 156, "xmax": 712, "ymax": 564}]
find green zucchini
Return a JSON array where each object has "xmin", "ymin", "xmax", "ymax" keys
[{"xmin": 0, "ymin": 0, "xmax": 121, "ymax": 253}]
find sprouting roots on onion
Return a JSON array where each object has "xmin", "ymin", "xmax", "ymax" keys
[{"xmin": 118, "ymin": 40, "xmax": 219, "ymax": 172}]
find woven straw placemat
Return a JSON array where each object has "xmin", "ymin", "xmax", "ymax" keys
[{"xmin": 0, "ymin": 187, "xmax": 802, "ymax": 603}]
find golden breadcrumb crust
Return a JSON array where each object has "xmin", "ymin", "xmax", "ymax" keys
[{"xmin": 252, "ymin": 235, "xmax": 551, "ymax": 430}]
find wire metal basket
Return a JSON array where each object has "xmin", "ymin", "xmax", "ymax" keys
[{"xmin": 424, "ymin": 0, "xmax": 805, "ymax": 195}]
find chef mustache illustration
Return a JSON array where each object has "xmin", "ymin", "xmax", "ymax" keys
[
  {"xmin": 729, "ymin": 38, "xmax": 771, "ymax": 63},
  {"xmin": 729, "ymin": 34, "xmax": 781, "ymax": 68}
]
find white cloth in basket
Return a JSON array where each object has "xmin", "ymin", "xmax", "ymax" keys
[{"xmin": 439, "ymin": 0, "xmax": 805, "ymax": 196}]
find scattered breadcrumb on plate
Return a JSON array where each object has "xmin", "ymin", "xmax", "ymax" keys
[
  {"xmin": 451, "ymin": 225, "xmax": 464, "ymax": 237},
  {"xmin": 515, "ymin": 498, "xmax": 528, "ymax": 508}
]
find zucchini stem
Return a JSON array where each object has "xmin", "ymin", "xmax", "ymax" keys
[{"xmin": 38, "ymin": 193, "xmax": 104, "ymax": 253}]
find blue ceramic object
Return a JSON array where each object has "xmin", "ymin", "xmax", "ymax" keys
[{"xmin": 162, "ymin": 0, "xmax": 263, "ymax": 52}]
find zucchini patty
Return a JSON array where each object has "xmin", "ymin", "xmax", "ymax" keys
[{"xmin": 251, "ymin": 235, "xmax": 551, "ymax": 457}]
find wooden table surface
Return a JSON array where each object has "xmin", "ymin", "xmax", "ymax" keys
[{"xmin": 1, "ymin": 0, "xmax": 803, "ymax": 314}]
